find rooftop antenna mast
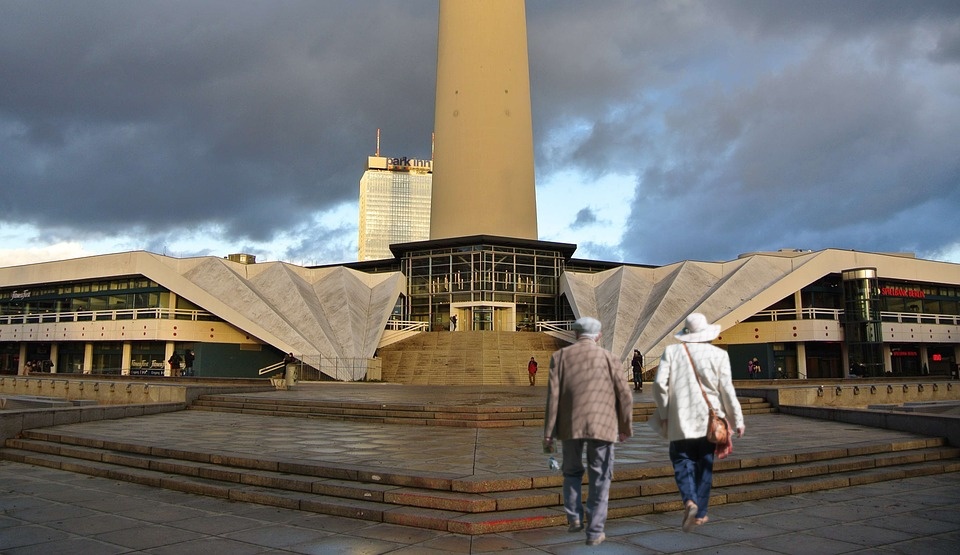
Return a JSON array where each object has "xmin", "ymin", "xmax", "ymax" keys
[{"xmin": 375, "ymin": 128, "xmax": 381, "ymax": 157}]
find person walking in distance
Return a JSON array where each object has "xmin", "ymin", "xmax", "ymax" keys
[
  {"xmin": 631, "ymin": 349, "xmax": 644, "ymax": 391},
  {"xmin": 543, "ymin": 317, "xmax": 633, "ymax": 546},
  {"xmin": 653, "ymin": 313, "xmax": 745, "ymax": 532},
  {"xmin": 527, "ymin": 356, "xmax": 538, "ymax": 386}
]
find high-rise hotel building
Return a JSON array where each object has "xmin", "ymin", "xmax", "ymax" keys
[{"xmin": 358, "ymin": 155, "xmax": 432, "ymax": 261}]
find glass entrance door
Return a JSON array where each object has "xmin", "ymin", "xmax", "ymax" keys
[{"xmin": 473, "ymin": 306, "xmax": 493, "ymax": 331}]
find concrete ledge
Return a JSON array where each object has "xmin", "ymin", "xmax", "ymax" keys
[
  {"xmin": 0, "ymin": 402, "xmax": 185, "ymax": 442},
  {"xmin": 779, "ymin": 404, "xmax": 960, "ymax": 447}
]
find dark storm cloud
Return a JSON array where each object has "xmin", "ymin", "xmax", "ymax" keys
[
  {"xmin": 2, "ymin": 1, "xmax": 959, "ymax": 267},
  {"xmin": 0, "ymin": 0, "xmax": 437, "ymax": 244},
  {"xmin": 525, "ymin": 1, "xmax": 960, "ymax": 264}
]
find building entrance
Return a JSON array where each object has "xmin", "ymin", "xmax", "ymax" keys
[{"xmin": 453, "ymin": 303, "xmax": 515, "ymax": 331}]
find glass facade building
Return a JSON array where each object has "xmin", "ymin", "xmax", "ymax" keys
[
  {"xmin": 358, "ymin": 156, "xmax": 433, "ymax": 261},
  {"xmin": 387, "ymin": 236, "xmax": 578, "ymax": 332}
]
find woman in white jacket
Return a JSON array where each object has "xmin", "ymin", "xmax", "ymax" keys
[{"xmin": 653, "ymin": 313, "xmax": 745, "ymax": 532}]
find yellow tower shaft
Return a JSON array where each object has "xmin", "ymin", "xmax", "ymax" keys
[{"xmin": 430, "ymin": 0, "xmax": 538, "ymax": 240}]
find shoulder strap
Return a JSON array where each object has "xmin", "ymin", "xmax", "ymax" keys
[{"xmin": 683, "ymin": 343, "xmax": 715, "ymax": 411}]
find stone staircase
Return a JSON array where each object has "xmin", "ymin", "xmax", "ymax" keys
[
  {"xmin": 188, "ymin": 394, "xmax": 776, "ymax": 428},
  {"xmin": 376, "ymin": 331, "xmax": 571, "ymax": 385},
  {"xmin": 3, "ymin": 427, "xmax": 957, "ymax": 534}
]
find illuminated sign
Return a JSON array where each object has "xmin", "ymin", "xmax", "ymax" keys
[
  {"xmin": 932, "ymin": 354, "xmax": 942, "ymax": 362},
  {"xmin": 10, "ymin": 290, "xmax": 31, "ymax": 300},
  {"xmin": 880, "ymin": 286, "xmax": 925, "ymax": 299},
  {"xmin": 891, "ymin": 350, "xmax": 918, "ymax": 357},
  {"xmin": 387, "ymin": 156, "xmax": 432, "ymax": 172}
]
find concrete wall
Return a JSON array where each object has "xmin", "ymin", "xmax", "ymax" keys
[{"xmin": 737, "ymin": 379, "xmax": 960, "ymax": 410}]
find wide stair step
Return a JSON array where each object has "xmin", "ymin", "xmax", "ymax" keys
[
  {"xmin": 3, "ymin": 430, "xmax": 955, "ymax": 534},
  {"xmin": 188, "ymin": 395, "xmax": 776, "ymax": 427},
  {"xmin": 377, "ymin": 331, "xmax": 572, "ymax": 385}
]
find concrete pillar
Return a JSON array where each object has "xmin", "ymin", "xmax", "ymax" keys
[
  {"xmin": 430, "ymin": 0, "xmax": 538, "ymax": 240},
  {"xmin": 796, "ymin": 342, "xmax": 807, "ymax": 379},
  {"xmin": 49, "ymin": 344, "xmax": 59, "ymax": 374},
  {"xmin": 17, "ymin": 344, "xmax": 27, "ymax": 375},
  {"xmin": 83, "ymin": 343, "xmax": 93, "ymax": 374},
  {"xmin": 121, "ymin": 342, "xmax": 132, "ymax": 376},
  {"xmin": 164, "ymin": 342, "xmax": 175, "ymax": 377}
]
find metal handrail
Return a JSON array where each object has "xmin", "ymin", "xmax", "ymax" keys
[
  {"xmin": 384, "ymin": 320, "xmax": 429, "ymax": 332},
  {"xmin": 258, "ymin": 361, "xmax": 287, "ymax": 376},
  {"xmin": 537, "ymin": 320, "xmax": 574, "ymax": 333}
]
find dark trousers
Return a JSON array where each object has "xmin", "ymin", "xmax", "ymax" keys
[{"xmin": 669, "ymin": 436, "xmax": 714, "ymax": 519}]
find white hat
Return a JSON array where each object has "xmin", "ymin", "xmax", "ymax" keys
[
  {"xmin": 572, "ymin": 317, "xmax": 602, "ymax": 339},
  {"xmin": 674, "ymin": 313, "xmax": 720, "ymax": 343}
]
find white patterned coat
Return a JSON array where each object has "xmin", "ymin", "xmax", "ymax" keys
[{"xmin": 653, "ymin": 342, "xmax": 744, "ymax": 442}]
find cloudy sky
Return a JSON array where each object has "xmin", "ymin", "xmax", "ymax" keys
[{"xmin": 2, "ymin": 0, "xmax": 959, "ymax": 269}]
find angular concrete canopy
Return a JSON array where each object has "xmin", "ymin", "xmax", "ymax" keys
[
  {"xmin": 0, "ymin": 251, "xmax": 405, "ymax": 375},
  {"xmin": 561, "ymin": 249, "xmax": 960, "ymax": 364}
]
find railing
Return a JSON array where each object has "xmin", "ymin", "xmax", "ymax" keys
[
  {"xmin": 537, "ymin": 320, "xmax": 574, "ymax": 333},
  {"xmin": 0, "ymin": 307, "xmax": 216, "ymax": 325},
  {"xmin": 746, "ymin": 309, "xmax": 960, "ymax": 326},
  {"xmin": 745, "ymin": 308, "xmax": 842, "ymax": 322},
  {"xmin": 257, "ymin": 356, "xmax": 375, "ymax": 382},
  {"xmin": 879, "ymin": 312, "xmax": 960, "ymax": 325},
  {"xmin": 384, "ymin": 320, "xmax": 429, "ymax": 332},
  {"xmin": 258, "ymin": 361, "xmax": 286, "ymax": 376}
]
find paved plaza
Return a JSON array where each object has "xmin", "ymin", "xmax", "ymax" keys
[{"xmin": 1, "ymin": 385, "xmax": 958, "ymax": 553}]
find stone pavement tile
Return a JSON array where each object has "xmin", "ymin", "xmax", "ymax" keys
[
  {"xmin": 347, "ymin": 521, "xmax": 448, "ymax": 544},
  {"xmin": 882, "ymin": 530, "xmax": 960, "ymax": 555},
  {"xmin": 750, "ymin": 509, "xmax": 844, "ymax": 532},
  {"xmin": 600, "ymin": 516, "xmax": 664, "ymax": 536},
  {"xmin": 0, "ymin": 523, "xmax": 73, "ymax": 551},
  {"xmin": 5, "ymin": 536, "xmax": 130, "ymax": 555},
  {"xmin": 467, "ymin": 533, "xmax": 539, "ymax": 552},
  {"xmin": 221, "ymin": 522, "xmax": 333, "ymax": 549},
  {"xmin": 169, "ymin": 513, "xmax": 277, "ymax": 536},
  {"xmin": 414, "ymin": 533, "xmax": 473, "ymax": 553},
  {"xmin": 811, "ymin": 522, "xmax": 916, "ymax": 548},
  {"xmin": 283, "ymin": 534, "xmax": 404, "ymax": 555},
  {"xmin": 551, "ymin": 537, "xmax": 651, "ymax": 554},
  {"xmin": 869, "ymin": 513, "xmax": 959, "ymax": 536},
  {"xmin": 684, "ymin": 544, "xmax": 777, "ymax": 555},
  {"xmin": 0, "ymin": 494, "xmax": 51, "ymax": 513},
  {"xmin": 280, "ymin": 512, "xmax": 382, "ymax": 534},
  {"xmin": 691, "ymin": 519, "xmax": 789, "ymax": 542},
  {"xmin": 622, "ymin": 527, "xmax": 726, "ymax": 553},
  {"xmin": 45, "ymin": 513, "xmax": 144, "ymax": 535},
  {"xmin": 915, "ymin": 505, "xmax": 960, "ymax": 525},
  {"xmin": 2, "ymin": 501, "xmax": 97, "ymax": 524},
  {"xmin": 746, "ymin": 530, "xmax": 863, "ymax": 555},
  {"xmin": 91, "ymin": 522, "xmax": 207, "ymax": 551},
  {"xmin": 141, "ymin": 536, "xmax": 272, "ymax": 555},
  {"xmin": 498, "ymin": 524, "xmax": 589, "ymax": 547}
]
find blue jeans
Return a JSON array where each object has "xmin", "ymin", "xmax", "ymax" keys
[
  {"xmin": 669, "ymin": 437, "xmax": 714, "ymax": 519},
  {"xmin": 561, "ymin": 439, "xmax": 614, "ymax": 539}
]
